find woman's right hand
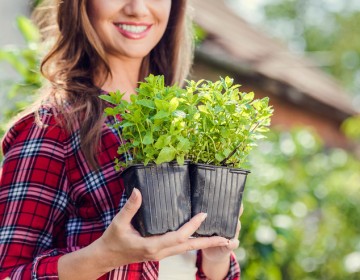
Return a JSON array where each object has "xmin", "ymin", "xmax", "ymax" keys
[{"xmin": 94, "ymin": 188, "xmax": 230, "ymax": 272}]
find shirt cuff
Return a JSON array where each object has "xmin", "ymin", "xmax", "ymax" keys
[
  {"xmin": 196, "ymin": 250, "xmax": 241, "ymax": 280},
  {"xmin": 32, "ymin": 247, "xmax": 81, "ymax": 279}
]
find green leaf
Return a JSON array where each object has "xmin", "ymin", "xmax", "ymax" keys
[
  {"xmin": 136, "ymin": 99, "xmax": 155, "ymax": 109},
  {"xmin": 144, "ymin": 158, "xmax": 151, "ymax": 166},
  {"xmin": 132, "ymin": 140, "xmax": 141, "ymax": 147},
  {"xmin": 172, "ymin": 110, "xmax": 187, "ymax": 118},
  {"xmin": 243, "ymin": 91, "xmax": 255, "ymax": 101},
  {"xmin": 153, "ymin": 110, "xmax": 170, "ymax": 119},
  {"xmin": 154, "ymin": 135, "xmax": 172, "ymax": 149},
  {"xmin": 121, "ymin": 121, "xmax": 134, "ymax": 128},
  {"xmin": 142, "ymin": 132, "xmax": 154, "ymax": 145},
  {"xmin": 104, "ymin": 107, "xmax": 116, "ymax": 116},
  {"xmin": 176, "ymin": 154, "xmax": 185, "ymax": 165},
  {"xmin": 155, "ymin": 147, "xmax": 176, "ymax": 164},
  {"xmin": 176, "ymin": 136, "xmax": 191, "ymax": 151},
  {"xmin": 16, "ymin": 16, "xmax": 40, "ymax": 43},
  {"xmin": 169, "ymin": 97, "xmax": 179, "ymax": 112},
  {"xmin": 224, "ymin": 76, "xmax": 234, "ymax": 88},
  {"xmin": 251, "ymin": 100, "xmax": 262, "ymax": 111},
  {"xmin": 155, "ymin": 99, "xmax": 169, "ymax": 111},
  {"xmin": 215, "ymin": 152, "xmax": 225, "ymax": 162},
  {"xmin": 198, "ymin": 105, "xmax": 209, "ymax": 114}
]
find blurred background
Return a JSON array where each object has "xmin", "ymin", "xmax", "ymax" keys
[{"xmin": 1, "ymin": 0, "xmax": 360, "ymax": 279}]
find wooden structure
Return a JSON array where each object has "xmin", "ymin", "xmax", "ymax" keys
[{"xmin": 191, "ymin": 0, "xmax": 358, "ymax": 149}]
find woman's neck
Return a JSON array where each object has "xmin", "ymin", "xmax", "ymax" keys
[{"xmin": 95, "ymin": 56, "xmax": 143, "ymax": 101}]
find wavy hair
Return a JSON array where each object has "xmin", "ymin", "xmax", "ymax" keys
[{"xmin": 28, "ymin": 0, "xmax": 194, "ymax": 169}]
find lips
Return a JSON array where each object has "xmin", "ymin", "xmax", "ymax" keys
[{"xmin": 114, "ymin": 22, "xmax": 152, "ymax": 39}]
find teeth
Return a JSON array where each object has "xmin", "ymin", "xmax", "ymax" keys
[{"xmin": 117, "ymin": 24, "xmax": 148, "ymax": 33}]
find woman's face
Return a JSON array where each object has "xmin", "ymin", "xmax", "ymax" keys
[{"xmin": 87, "ymin": 0, "xmax": 172, "ymax": 61}]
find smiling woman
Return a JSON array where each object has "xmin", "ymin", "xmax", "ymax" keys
[
  {"xmin": 0, "ymin": 0, "xmax": 241, "ymax": 280},
  {"xmin": 87, "ymin": 0, "xmax": 170, "ymax": 60}
]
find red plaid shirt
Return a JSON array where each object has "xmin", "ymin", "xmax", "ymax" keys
[{"xmin": 0, "ymin": 104, "xmax": 240, "ymax": 279}]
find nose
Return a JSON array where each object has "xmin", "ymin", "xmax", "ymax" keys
[{"xmin": 123, "ymin": 0, "xmax": 149, "ymax": 18}]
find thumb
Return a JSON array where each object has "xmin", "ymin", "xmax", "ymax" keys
[{"xmin": 117, "ymin": 188, "xmax": 142, "ymax": 225}]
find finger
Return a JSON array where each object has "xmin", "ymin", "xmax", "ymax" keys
[
  {"xmin": 177, "ymin": 213, "xmax": 208, "ymax": 237},
  {"xmin": 149, "ymin": 212, "xmax": 208, "ymax": 249},
  {"xmin": 226, "ymin": 238, "xmax": 240, "ymax": 250},
  {"xmin": 226, "ymin": 222, "xmax": 241, "ymax": 251},
  {"xmin": 115, "ymin": 188, "xmax": 142, "ymax": 225},
  {"xmin": 239, "ymin": 203, "xmax": 244, "ymax": 217},
  {"xmin": 234, "ymin": 221, "xmax": 241, "ymax": 240},
  {"xmin": 159, "ymin": 236, "xmax": 229, "ymax": 259}
]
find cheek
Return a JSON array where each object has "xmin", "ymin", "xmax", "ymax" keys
[
  {"xmin": 159, "ymin": 4, "xmax": 172, "ymax": 32},
  {"xmin": 165, "ymin": 2, "xmax": 172, "ymax": 21},
  {"xmin": 158, "ymin": 1, "xmax": 172, "ymax": 23},
  {"xmin": 87, "ymin": 0, "xmax": 113, "ymax": 27}
]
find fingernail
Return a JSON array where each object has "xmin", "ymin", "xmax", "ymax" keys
[
  {"xmin": 200, "ymin": 213, "xmax": 208, "ymax": 222},
  {"xmin": 130, "ymin": 188, "xmax": 138, "ymax": 202}
]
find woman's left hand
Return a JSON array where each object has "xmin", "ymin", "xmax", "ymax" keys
[{"xmin": 201, "ymin": 203, "xmax": 243, "ymax": 262}]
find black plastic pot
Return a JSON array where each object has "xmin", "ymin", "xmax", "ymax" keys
[
  {"xmin": 189, "ymin": 163, "xmax": 250, "ymax": 239},
  {"xmin": 120, "ymin": 161, "xmax": 191, "ymax": 237}
]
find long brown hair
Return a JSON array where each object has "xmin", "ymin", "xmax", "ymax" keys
[{"xmin": 23, "ymin": 0, "xmax": 193, "ymax": 169}]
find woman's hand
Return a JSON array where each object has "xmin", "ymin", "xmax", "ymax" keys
[
  {"xmin": 93, "ymin": 188, "xmax": 230, "ymax": 273},
  {"xmin": 59, "ymin": 188, "xmax": 229, "ymax": 279},
  {"xmin": 201, "ymin": 204, "xmax": 243, "ymax": 261},
  {"xmin": 200, "ymin": 204, "xmax": 244, "ymax": 280}
]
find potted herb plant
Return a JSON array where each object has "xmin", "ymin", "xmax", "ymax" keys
[
  {"xmin": 100, "ymin": 75, "xmax": 193, "ymax": 236},
  {"xmin": 100, "ymin": 75, "xmax": 273, "ymax": 239},
  {"xmin": 184, "ymin": 77, "xmax": 273, "ymax": 238}
]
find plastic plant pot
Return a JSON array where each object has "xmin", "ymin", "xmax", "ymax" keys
[
  {"xmin": 189, "ymin": 163, "xmax": 250, "ymax": 239},
  {"xmin": 120, "ymin": 161, "xmax": 191, "ymax": 237}
]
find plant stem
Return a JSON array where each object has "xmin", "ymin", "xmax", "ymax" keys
[
  {"xmin": 135, "ymin": 123, "xmax": 145, "ymax": 158},
  {"xmin": 220, "ymin": 119, "xmax": 263, "ymax": 166},
  {"xmin": 114, "ymin": 116, "xmax": 130, "ymax": 166}
]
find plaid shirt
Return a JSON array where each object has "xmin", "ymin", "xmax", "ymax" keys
[{"xmin": 0, "ymin": 104, "xmax": 240, "ymax": 279}]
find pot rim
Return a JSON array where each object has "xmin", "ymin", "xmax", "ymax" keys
[{"xmin": 190, "ymin": 162, "xmax": 251, "ymax": 174}]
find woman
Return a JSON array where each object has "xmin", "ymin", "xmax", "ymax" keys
[{"xmin": 0, "ymin": 0, "xmax": 242, "ymax": 279}]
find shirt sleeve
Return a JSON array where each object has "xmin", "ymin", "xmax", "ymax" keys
[
  {"xmin": 196, "ymin": 250, "xmax": 241, "ymax": 280},
  {"xmin": 0, "ymin": 111, "xmax": 73, "ymax": 279}
]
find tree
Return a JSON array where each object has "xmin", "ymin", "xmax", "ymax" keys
[{"xmin": 240, "ymin": 128, "xmax": 360, "ymax": 279}]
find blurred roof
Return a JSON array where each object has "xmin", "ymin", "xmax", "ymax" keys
[{"xmin": 191, "ymin": 0, "xmax": 358, "ymax": 120}]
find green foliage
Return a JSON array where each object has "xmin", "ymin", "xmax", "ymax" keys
[
  {"xmin": 239, "ymin": 128, "xmax": 360, "ymax": 279},
  {"xmin": 341, "ymin": 115, "xmax": 360, "ymax": 141},
  {"xmin": 193, "ymin": 23, "xmax": 207, "ymax": 45},
  {"xmin": 100, "ymin": 75, "xmax": 193, "ymax": 168},
  {"xmin": 0, "ymin": 17, "xmax": 41, "ymax": 120},
  {"xmin": 0, "ymin": 16, "xmax": 42, "ymax": 159},
  {"xmin": 101, "ymin": 75, "xmax": 272, "ymax": 169},
  {"xmin": 185, "ymin": 77, "xmax": 273, "ymax": 167}
]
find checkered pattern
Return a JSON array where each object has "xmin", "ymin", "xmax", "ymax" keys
[{"xmin": 0, "ymin": 104, "xmax": 240, "ymax": 279}]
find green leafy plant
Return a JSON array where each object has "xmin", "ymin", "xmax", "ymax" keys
[
  {"xmin": 100, "ymin": 74, "xmax": 273, "ymax": 169},
  {"xmin": 100, "ymin": 74, "xmax": 193, "ymax": 169},
  {"xmin": 185, "ymin": 77, "xmax": 273, "ymax": 167}
]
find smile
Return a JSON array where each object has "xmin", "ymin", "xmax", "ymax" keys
[{"xmin": 114, "ymin": 22, "xmax": 152, "ymax": 39}]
